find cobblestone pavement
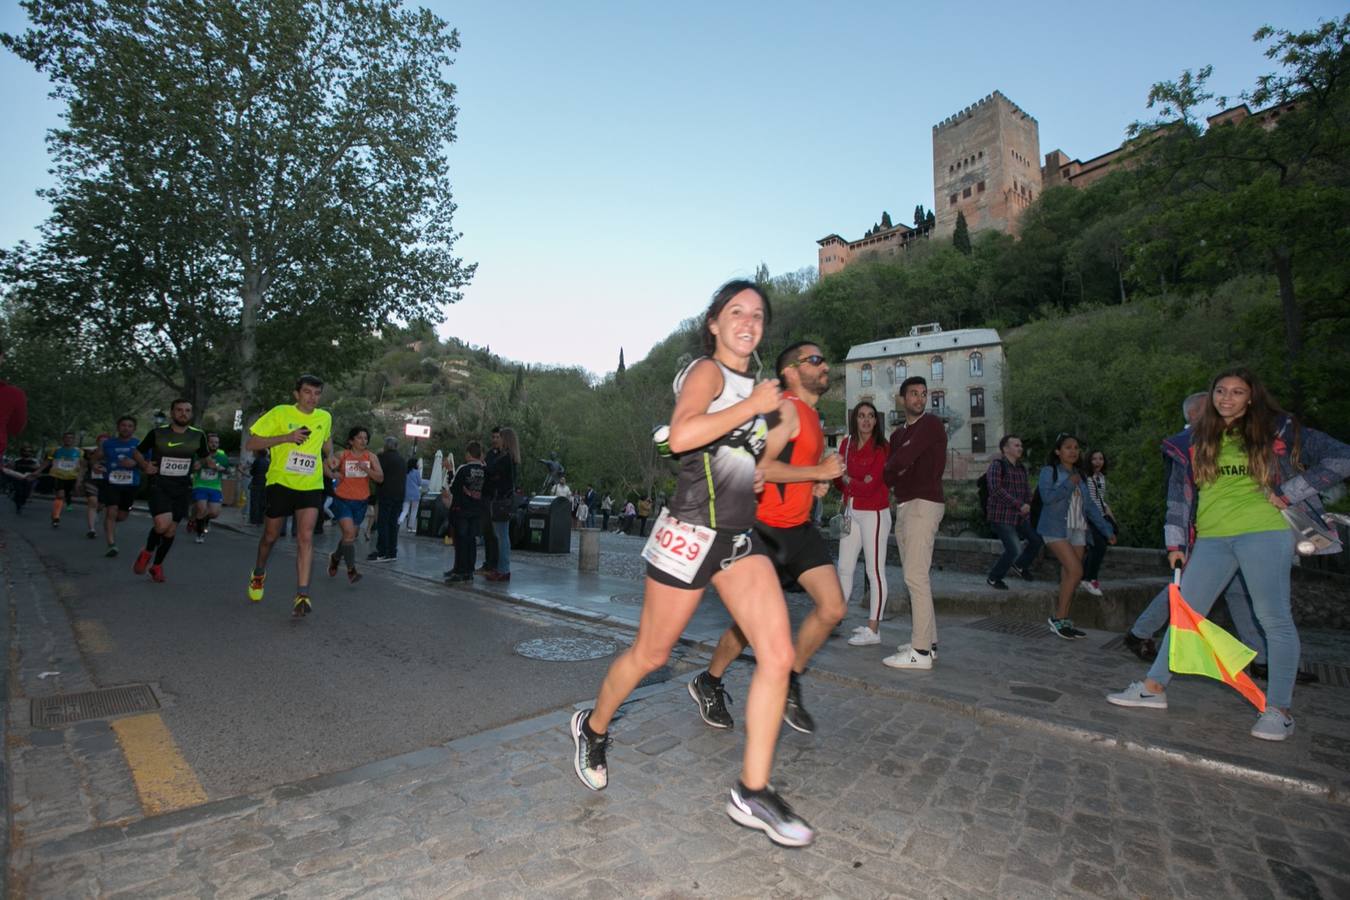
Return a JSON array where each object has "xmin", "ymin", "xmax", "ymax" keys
[{"xmin": 15, "ymin": 667, "xmax": 1350, "ymax": 898}]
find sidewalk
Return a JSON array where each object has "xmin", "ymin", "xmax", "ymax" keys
[{"xmin": 380, "ymin": 528, "xmax": 1350, "ymax": 804}]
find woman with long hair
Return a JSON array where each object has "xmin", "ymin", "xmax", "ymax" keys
[
  {"xmin": 328, "ymin": 426, "xmax": 383, "ymax": 583},
  {"xmin": 834, "ymin": 401, "xmax": 891, "ymax": 646},
  {"xmin": 1109, "ymin": 368, "xmax": 1349, "ymax": 740},
  {"xmin": 569, "ymin": 280, "xmax": 815, "ymax": 846},
  {"xmin": 1080, "ymin": 450, "xmax": 1116, "ymax": 596},
  {"xmin": 484, "ymin": 427, "xmax": 520, "ymax": 581},
  {"xmin": 1037, "ymin": 434, "xmax": 1116, "ymax": 639}
]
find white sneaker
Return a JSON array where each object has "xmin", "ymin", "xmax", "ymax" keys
[
  {"xmin": 1250, "ymin": 709, "xmax": 1295, "ymax": 741},
  {"xmin": 1106, "ymin": 681, "xmax": 1167, "ymax": 709},
  {"xmin": 847, "ymin": 629, "xmax": 881, "ymax": 646},
  {"xmin": 1082, "ymin": 580, "xmax": 1103, "ymax": 597},
  {"xmin": 882, "ymin": 647, "xmax": 932, "ymax": 670},
  {"xmin": 894, "ymin": 642, "xmax": 937, "ymax": 662}
]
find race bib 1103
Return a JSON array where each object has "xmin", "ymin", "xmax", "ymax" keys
[{"xmin": 285, "ymin": 451, "xmax": 318, "ymax": 476}]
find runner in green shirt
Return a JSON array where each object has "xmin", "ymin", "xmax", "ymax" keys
[{"xmin": 189, "ymin": 432, "xmax": 231, "ymax": 543}]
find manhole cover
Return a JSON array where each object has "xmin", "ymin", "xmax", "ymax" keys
[
  {"xmin": 1009, "ymin": 684, "xmax": 1062, "ymax": 703},
  {"xmin": 610, "ymin": 593, "xmax": 645, "ymax": 607},
  {"xmin": 515, "ymin": 637, "xmax": 619, "ymax": 661},
  {"xmin": 961, "ymin": 616, "xmax": 1049, "ymax": 639},
  {"xmin": 31, "ymin": 684, "xmax": 159, "ymax": 728}
]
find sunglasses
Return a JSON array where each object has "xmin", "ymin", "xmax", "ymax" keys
[{"xmin": 787, "ymin": 354, "xmax": 827, "ymax": 368}]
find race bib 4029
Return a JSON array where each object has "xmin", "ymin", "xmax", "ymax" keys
[{"xmin": 640, "ymin": 509, "xmax": 714, "ymax": 584}]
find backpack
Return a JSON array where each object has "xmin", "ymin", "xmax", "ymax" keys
[{"xmin": 1029, "ymin": 487, "xmax": 1043, "ymax": 528}]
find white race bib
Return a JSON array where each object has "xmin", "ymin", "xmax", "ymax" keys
[
  {"xmin": 159, "ymin": 457, "xmax": 191, "ymax": 478},
  {"xmin": 108, "ymin": 468, "xmax": 134, "ymax": 485},
  {"xmin": 343, "ymin": 458, "xmax": 368, "ymax": 479},
  {"xmin": 640, "ymin": 509, "xmax": 715, "ymax": 584},
  {"xmin": 285, "ymin": 450, "xmax": 318, "ymax": 476},
  {"xmin": 54, "ymin": 458, "xmax": 78, "ymax": 473}
]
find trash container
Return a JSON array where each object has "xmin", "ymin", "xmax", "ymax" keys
[
  {"xmin": 523, "ymin": 495, "xmax": 571, "ymax": 553},
  {"xmin": 416, "ymin": 496, "xmax": 439, "ymax": 536}
]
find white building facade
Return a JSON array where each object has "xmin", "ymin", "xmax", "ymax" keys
[{"xmin": 843, "ymin": 324, "xmax": 1006, "ymax": 480}]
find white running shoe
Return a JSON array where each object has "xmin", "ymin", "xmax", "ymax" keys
[
  {"xmin": 1250, "ymin": 709, "xmax": 1295, "ymax": 741},
  {"xmin": 847, "ymin": 629, "xmax": 881, "ymax": 646},
  {"xmin": 1082, "ymin": 579, "xmax": 1104, "ymax": 597},
  {"xmin": 882, "ymin": 647, "xmax": 933, "ymax": 670},
  {"xmin": 1106, "ymin": 681, "xmax": 1168, "ymax": 709}
]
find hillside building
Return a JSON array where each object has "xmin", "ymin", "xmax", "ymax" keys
[{"xmin": 843, "ymin": 324, "xmax": 1005, "ymax": 480}]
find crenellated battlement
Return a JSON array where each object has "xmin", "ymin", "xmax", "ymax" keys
[{"xmin": 933, "ymin": 90, "xmax": 1038, "ymax": 132}]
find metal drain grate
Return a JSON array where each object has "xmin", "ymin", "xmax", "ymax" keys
[
  {"xmin": 1307, "ymin": 662, "xmax": 1350, "ymax": 689},
  {"xmin": 515, "ymin": 637, "xmax": 619, "ymax": 662},
  {"xmin": 962, "ymin": 616, "xmax": 1050, "ymax": 639},
  {"xmin": 31, "ymin": 684, "xmax": 159, "ymax": 728}
]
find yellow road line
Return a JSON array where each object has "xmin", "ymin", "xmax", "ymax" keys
[
  {"xmin": 111, "ymin": 714, "xmax": 208, "ymax": 815},
  {"xmin": 73, "ymin": 619, "xmax": 114, "ymax": 654}
]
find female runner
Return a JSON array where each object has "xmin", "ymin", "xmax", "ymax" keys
[
  {"xmin": 327, "ymin": 427, "xmax": 384, "ymax": 583},
  {"xmin": 569, "ymin": 280, "xmax": 815, "ymax": 847}
]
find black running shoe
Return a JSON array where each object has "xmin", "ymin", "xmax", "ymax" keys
[
  {"xmin": 327, "ymin": 552, "xmax": 339, "ymax": 578},
  {"xmin": 1123, "ymin": 632, "xmax": 1159, "ymax": 662},
  {"xmin": 1009, "ymin": 564, "xmax": 1034, "ymax": 581},
  {"xmin": 688, "ymin": 672, "xmax": 734, "ymax": 729},
  {"xmin": 783, "ymin": 680, "xmax": 815, "ymax": 734},
  {"xmin": 570, "ymin": 709, "xmax": 611, "ymax": 791},
  {"xmin": 726, "ymin": 782, "xmax": 816, "ymax": 847}
]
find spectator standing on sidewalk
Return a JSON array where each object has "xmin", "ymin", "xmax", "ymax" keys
[
  {"xmin": 1038, "ymin": 434, "xmax": 1116, "ymax": 639},
  {"xmin": 600, "ymin": 492, "xmax": 613, "ymax": 531},
  {"xmin": 636, "ymin": 495, "xmax": 653, "ymax": 536},
  {"xmin": 1108, "ymin": 366, "xmax": 1350, "ymax": 742},
  {"xmin": 483, "ymin": 427, "xmax": 519, "ymax": 582},
  {"xmin": 445, "ymin": 441, "xmax": 486, "ymax": 582},
  {"xmin": 480, "ymin": 427, "xmax": 503, "ymax": 574},
  {"xmin": 1081, "ymin": 450, "xmax": 1116, "ymax": 596},
  {"xmin": 984, "ymin": 435, "xmax": 1043, "ymax": 589},
  {"xmin": 584, "ymin": 485, "xmax": 598, "ymax": 528},
  {"xmin": 881, "ymin": 376, "xmax": 947, "ymax": 671},
  {"xmin": 371, "ymin": 437, "xmax": 405, "ymax": 562},
  {"xmin": 834, "ymin": 401, "xmax": 891, "ymax": 646},
  {"xmin": 399, "ymin": 459, "xmax": 423, "ymax": 532}
]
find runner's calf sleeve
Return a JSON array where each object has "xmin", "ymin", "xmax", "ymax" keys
[
  {"xmin": 342, "ymin": 543, "xmax": 356, "ymax": 567},
  {"xmin": 146, "ymin": 529, "xmax": 162, "ymax": 551},
  {"xmin": 153, "ymin": 536, "xmax": 174, "ymax": 564}
]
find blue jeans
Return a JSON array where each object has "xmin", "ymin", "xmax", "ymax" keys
[
  {"xmin": 987, "ymin": 521, "xmax": 1043, "ymax": 581},
  {"xmin": 1131, "ymin": 573, "xmax": 1266, "ymax": 663},
  {"xmin": 1145, "ymin": 530, "xmax": 1298, "ymax": 708},
  {"xmin": 493, "ymin": 519, "xmax": 511, "ymax": 574},
  {"xmin": 375, "ymin": 500, "xmax": 401, "ymax": 559}
]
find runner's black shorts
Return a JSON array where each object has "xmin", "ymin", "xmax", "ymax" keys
[
  {"xmin": 265, "ymin": 484, "xmax": 325, "ymax": 519},
  {"xmin": 99, "ymin": 483, "xmax": 138, "ymax": 512},
  {"xmin": 646, "ymin": 528, "xmax": 758, "ymax": 591},
  {"xmin": 52, "ymin": 479, "xmax": 76, "ymax": 502},
  {"xmin": 750, "ymin": 520, "xmax": 834, "ymax": 582},
  {"xmin": 148, "ymin": 479, "xmax": 192, "ymax": 521}
]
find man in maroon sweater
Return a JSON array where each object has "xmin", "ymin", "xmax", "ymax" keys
[{"xmin": 881, "ymin": 376, "xmax": 947, "ymax": 670}]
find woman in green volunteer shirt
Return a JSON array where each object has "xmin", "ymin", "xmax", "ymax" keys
[{"xmin": 1109, "ymin": 368, "xmax": 1350, "ymax": 741}]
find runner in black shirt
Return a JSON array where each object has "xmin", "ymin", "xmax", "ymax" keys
[{"xmin": 130, "ymin": 399, "xmax": 208, "ymax": 582}]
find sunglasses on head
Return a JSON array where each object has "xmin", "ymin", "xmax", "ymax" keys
[{"xmin": 787, "ymin": 354, "xmax": 827, "ymax": 368}]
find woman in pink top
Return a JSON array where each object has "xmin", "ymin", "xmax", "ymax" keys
[{"xmin": 834, "ymin": 401, "xmax": 892, "ymax": 646}]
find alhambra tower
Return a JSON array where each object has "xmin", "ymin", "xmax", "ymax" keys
[{"xmin": 931, "ymin": 91, "xmax": 1043, "ymax": 239}]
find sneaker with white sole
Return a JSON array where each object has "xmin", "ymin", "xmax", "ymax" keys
[
  {"xmin": 1081, "ymin": 579, "xmax": 1103, "ymax": 597},
  {"xmin": 882, "ymin": 646, "xmax": 932, "ymax": 670},
  {"xmin": 847, "ymin": 628, "xmax": 881, "ymax": 646},
  {"xmin": 893, "ymin": 642, "xmax": 937, "ymax": 662},
  {"xmin": 1250, "ymin": 709, "xmax": 1295, "ymax": 741},
  {"xmin": 1106, "ymin": 681, "xmax": 1168, "ymax": 709},
  {"xmin": 726, "ymin": 782, "xmax": 816, "ymax": 847},
  {"xmin": 570, "ymin": 709, "xmax": 611, "ymax": 791},
  {"xmin": 1048, "ymin": 618, "xmax": 1077, "ymax": 640}
]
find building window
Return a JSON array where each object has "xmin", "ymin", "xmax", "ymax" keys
[
  {"xmin": 977, "ymin": 181, "xmax": 986, "ymax": 193},
  {"xmin": 861, "ymin": 363, "xmax": 872, "ymax": 387},
  {"xmin": 888, "ymin": 409, "xmax": 902, "ymax": 427},
  {"xmin": 950, "ymin": 193, "xmax": 958, "ymax": 206},
  {"xmin": 969, "ymin": 351, "xmax": 983, "ymax": 377},
  {"xmin": 931, "ymin": 355, "xmax": 944, "ymax": 382},
  {"xmin": 895, "ymin": 360, "xmax": 907, "ymax": 383},
  {"xmin": 962, "ymin": 187, "xmax": 971, "ymax": 198},
  {"xmin": 970, "ymin": 388, "xmax": 985, "ymax": 418},
  {"xmin": 931, "ymin": 391, "xmax": 946, "ymax": 414},
  {"xmin": 971, "ymin": 423, "xmax": 987, "ymax": 454},
  {"xmin": 978, "ymin": 150, "xmax": 983, "ymax": 158}
]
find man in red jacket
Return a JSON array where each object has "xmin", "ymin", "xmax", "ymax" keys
[
  {"xmin": 882, "ymin": 376, "xmax": 947, "ymax": 670},
  {"xmin": 0, "ymin": 339, "xmax": 29, "ymax": 458}
]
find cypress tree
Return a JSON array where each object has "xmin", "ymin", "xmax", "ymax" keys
[{"xmin": 953, "ymin": 211, "xmax": 972, "ymax": 255}]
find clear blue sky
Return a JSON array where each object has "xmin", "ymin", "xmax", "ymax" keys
[{"xmin": 1, "ymin": 1, "xmax": 1342, "ymax": 374}]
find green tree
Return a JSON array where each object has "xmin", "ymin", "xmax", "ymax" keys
[
  {"xmin": 616, "ymin": 347, "xmax": 626, "ymax": 384},
  {"xmin": 913, "ymin": 204, "xmax": 926, "ymax": 228},
  {"xmin": 952, "ymin": 211, "xmax": 972, "ymax": 255},
  {"xmin": 2, "ymin": 0, "xmax": 475, "ymax": 413},
  {"xmin": 880, "ymin": 211, "xmax": 893, "ymax": 230}
]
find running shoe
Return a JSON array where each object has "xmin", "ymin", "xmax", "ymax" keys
[
  {"xmin": 105, "ymin": 545, "xmax": 119, "ymax": 558},
  {"xmin": 185, "ymin": 518, "xmax": 195, "ymax": 534},
  {"xmin": 1081, "ymin": 579, "xmax": 1103, "ymax": 597},
  {"xmin": 292, "ymin": 593, "xmax": 312, "ymax": 618},
  {"xmin": 347, "ymin": 568, "xmax": 362, "ymax": 584},
  {"xmin": 1106, "ymin": 681, "xmax": 1167, "ymax": 709},
  {"xmin": 1250, "ymin": 709, "xmax": 1295, "ymax": 741},
  {"xmin": 148, "ymin": 564, "xmax": 165, "ymax": 583},
  {"xmin": 783, "ymin": 680, "xmax": 815, "ymax": 734},
  {"xmin": 327, "ymin": 552, "xmax": 340, "ymax": 578},
  {"xmin": 132, "ymin": 549, "xmax": 152, "ymax": 575},
  {"xmin": 194, "ymin": 534, "xmax": 204, "ymax": 545},
  {"xmin": 847, "ymin": 628, "xmax": 881, "ymax": 646},
  {"xmin": 688, "ymin": 672, "xmax": 733, "ymax": 729},
  {"xmin": 51, "ymin": 518, "xmax": 60, "ymax": 528},
  {"xmin": 247, "ymin": 572, "xmax": 266, "ymax": 603},
  {"xmin": 1048, "ymin": 618, "xmax": 1076, "ymax": 640},
  {"xmin": 85, "ymin": 529, "xmax": 96, "ymax": 539},
  {"xmin": 570, "ymin": 709, "xmax": 611, "ymax": 791},
  {"xmin": 726, "ymin": 782, "xmax": 816, "ymax": 847}
]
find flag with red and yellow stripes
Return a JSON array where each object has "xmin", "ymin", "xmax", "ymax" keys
[{"xmin": 1168, "ymin": 583, "xmax": 1266, "ymax": 711}]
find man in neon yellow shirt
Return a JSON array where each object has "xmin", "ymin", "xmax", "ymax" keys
[{"xmin": 244, "ymin": 374, "xmax": 334, "ymax": 618}]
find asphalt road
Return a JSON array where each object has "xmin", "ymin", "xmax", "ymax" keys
[{"xmin": 10, "ymin": 504, "xmax": 620, "ymax": 800}]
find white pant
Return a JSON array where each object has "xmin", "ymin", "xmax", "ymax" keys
[
  {"xmin": 837, "ymin": 506, "xmax": 892, "ymax": 622},
  {"xmin": 399, "ymin": 499, "xmax": 419, "ymax": 530}
]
